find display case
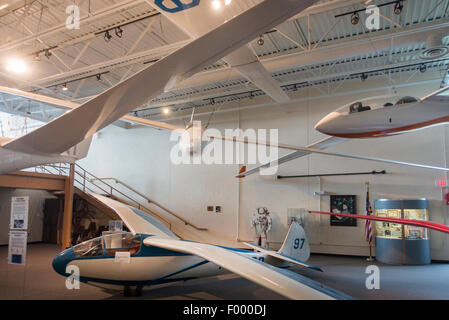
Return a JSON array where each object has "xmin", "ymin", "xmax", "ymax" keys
[
  {"xmin": 375, "ymin": 208, "xmax": 428, "ymax": 240},
  {"xmin": 374, "ymin": 199, "xmax": 430, "ymax": 265}
]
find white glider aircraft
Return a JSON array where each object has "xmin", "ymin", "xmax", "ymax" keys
[
  {"xmin": 236, "ymin": 87, "xmax": 449, "ymax": 177},
  {"xmin": 52, "ymin": 194, "xmax": 354, "ymax": 299},
  {"xmin": 0, "ymin": 0, "xmax": 317, "ymax": 175}
]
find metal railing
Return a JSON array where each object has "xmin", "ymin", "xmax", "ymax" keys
[
  {"xmin": 31, "ymin": 163, "xmax": 207, "ymax": 232},
  {"xmin": 89, "ymin": 177, "xmax": 207, "ymax": 230}
]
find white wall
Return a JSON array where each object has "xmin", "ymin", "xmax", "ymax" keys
[
  {"xmin": 0, "ymin": 188, "xmax": 56, "ymax": 245},
  {"xmin": 78, "ymin": 73, "xmax": 449, "ymax": 260}
]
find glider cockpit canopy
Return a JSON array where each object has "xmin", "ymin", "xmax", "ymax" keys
[
  {"xmin": 73, "ymin": 232, "xmax": 142, "ymax": 258},
  {"xmin": 336, "ymin": 96, "xmax": 420, "ymax": 115}
]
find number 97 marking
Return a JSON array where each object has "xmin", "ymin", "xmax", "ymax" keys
[{"xmin": 294, "ymin": 238, "xmax": 305, "ymax": 249}]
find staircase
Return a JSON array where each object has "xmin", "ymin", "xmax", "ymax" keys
[{"xmin": 30, "ymin": 163, "xmax": 207, "ymax": 234}]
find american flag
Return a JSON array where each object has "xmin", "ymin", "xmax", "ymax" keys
[{"xmin": 365, "ymin": 183, "xmax": 373, "ymax": 245}]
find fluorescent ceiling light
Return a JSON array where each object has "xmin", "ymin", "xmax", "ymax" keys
[
  {"xmin": 5, "ymin": 59, "xmax": 26, "ymax": 74},
  {"xmin": 212, "ymin": 0, "xmax": 221, "ymax": 10}
]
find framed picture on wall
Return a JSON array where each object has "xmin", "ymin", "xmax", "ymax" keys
[{"xmin": 330, "ymin": 195, "xmax": 357, "ymax": 226}]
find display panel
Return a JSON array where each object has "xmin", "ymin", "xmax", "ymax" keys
[{"xmin": 375, "ymin": 208, "xmax": 429, "ymax": 240}]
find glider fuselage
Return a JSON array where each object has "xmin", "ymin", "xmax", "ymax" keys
[
  {"xmin": 315, "ymin": 92, "xmax": 449, "ymax": 138},
  {"xmin": 52, "ymin": 232, "xmax": 266, "ymax": 288}
]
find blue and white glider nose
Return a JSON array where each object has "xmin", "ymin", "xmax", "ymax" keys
[{"xmin": 52, "ymin": 248, "xmax": 76, "ymax": 276}]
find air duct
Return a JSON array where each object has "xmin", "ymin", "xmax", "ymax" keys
[{"xmin": 420, "ymin": 33, "xmax": 448, "ymax": 60}]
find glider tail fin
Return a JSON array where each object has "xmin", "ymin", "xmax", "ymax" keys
[
  {"xmin": 278, "ymin": 221, "xmax": 311, "ymax": 263},
  {"xmin": 244, "ymin": 221, "xmax": 321, "ymax": 271}
]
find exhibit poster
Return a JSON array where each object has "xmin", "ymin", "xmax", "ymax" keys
[
  {"xmin": 330, "ymin": 195, "xmax": 357, "ymax": 226},
  {"xmin": 10, "ymin": 196, "xmax": 29, "ymax": 230},
  {"xmin": 8, "ymin": 230, "xmax": 27, "ymax": 265}
]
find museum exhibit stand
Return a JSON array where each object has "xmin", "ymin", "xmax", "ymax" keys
[{"xmin": 374, "ymin": 198, "xmax": 431, "ymax": 265}]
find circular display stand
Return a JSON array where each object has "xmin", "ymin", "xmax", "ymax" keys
[{"xmin": 374, "ymin": 199, "xmax": 431, "ymax": 265}]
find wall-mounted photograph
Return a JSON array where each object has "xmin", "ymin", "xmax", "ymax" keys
[{"xmin": 330, "ymin": 195, "xmax": 357, "ymax": 226}]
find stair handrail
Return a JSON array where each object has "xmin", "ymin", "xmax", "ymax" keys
[
  {"xmin": 73, "ymin": 164, "xmax": 207, "ymax": 232},
  {"xmin": 29, "ymin": 163, "xmax": 208, "ymax": 232},
  {"xmin": 89, "ymin": 176, "xmax": 208, "ymax": 231},
  {"xmin": 72, "ymin": 164, "xmax": 172, "ymax": 227},
  {"xmin": 33, "ymin": 163, "xmax": 173, "ymax": 229}
]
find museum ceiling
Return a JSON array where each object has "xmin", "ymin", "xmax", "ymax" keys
[{"xmin": 0, "ymin": 0, "xmax": 448, "ymax": 124}]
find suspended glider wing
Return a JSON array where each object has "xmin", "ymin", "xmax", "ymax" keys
[
  {"xmin": 232, "ymin": 136, "xmax": 346, "ymax": 177},
  {"xmin": 243, "ymin": 242, "xmax": 323, "ymax": 272},
  {"xmin": 224, "ymin": 46, "xmax": 290, "ymax": 105},
  {"xmin": 0, "ymin": 85, "xmax": 77, "ymax": 110},
  {"xmin": 3, "ymin": 0, "xmax": 317, "ymax": 156},
  {"xmin": 144, "ymin": 236, "xmax": 351, "ymax": 300},
  {"xmin": 149, "ymin": 0, "xmax": 290, "ymax": 104},
  {"xmin": 421, "ymin": 85, "xmax": 449, "ymax": 102},
  {"xmin": 208, "ymin": 134, "xmax": 449, "ymax": 175},
  {"xmin": 0, "ymin": 85, "xmax": 182, "ymax": 132},
  {"xmin": 91, "ymin": 194, "xmax": 178, "ymax": 239},
  {"xmin": 309, "ymin": 210, "xmax": 449, "ymax": 235}
]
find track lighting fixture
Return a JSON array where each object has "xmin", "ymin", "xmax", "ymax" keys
[
  {"xmin": 44, "ymin": 49, "xmax": 52, "ymax": 59},
  {"xmin": 361, "ymin": 73, "xmax": 368, "ymax": 81},
  {"xmin": 104, "ymin": 30, "xmax": 112, "ymax": 42},
  {"xmin": 33, "ymin": 53, "xmax": 40, "ymax": 61},
  {"xmin": 394, "ymin": 1, "xmax": 403, "ymax": 15},
  {"xmin": 115, "ymin": 26, "xmax": 123, "ymax": 38},
  {"xmin": 96, "ymin": 74, "xmax": 101, "ymax": 81},
  {"xmin": 419, "ymin": 64, "xmax": 427, "ymax": 73},
  {"xmin": 62, "ymin": 84, "xmax": 68, "ymax": 91},
  {"xmin": 351, "ymin": 12, "xmax": 360, "ymax": 25},
  {"xmin": 257, "ymin": 36, "xmax": 264, "ymax": 46}
]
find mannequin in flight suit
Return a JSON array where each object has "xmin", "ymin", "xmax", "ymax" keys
[{"xmin": 251, "ymin": 207, "xmax": 272, "ymax": 247}]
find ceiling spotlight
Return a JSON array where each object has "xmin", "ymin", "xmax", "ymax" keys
[
  {"xmin": 162, "ymin": 107, "xmax": 170, "ymax": 114},
  {"xmin": 5, "ymin": 59, "xmax": 26, "ymax": 74},
  {"xmin": 115, "ymin": 26, "xmax": 123, "ymax": 38},
  {"xmin": 394, "ymin": 1, "xmax": 403, "ymax": 15},
  {"xmin": 62, "ymin": 84, "xmax": 68, "ymax": 91},
  {"xmin": 44, "ymin": 49, "xmax": 52, "ymax": 59},
  {"xmin": 419, "ymin": 64, "xmax": 427, "ymax": 73},
  {"xmin": 224, "ymin": 0, "xmax": 231, "ymax": 5},
  {"xmin": 96, "ymin": 74, "xmax": 101, "ymax": 81},
  {"xmin": 351, "ymin": 12, "xmax": 360, "ymax": 25},
  {"xmin": 361, "ymin": 73, "xmax": 368, "ymax": 81},
  {"xmin": 33, "ymin": 53, "xmax": 40, "ymax": 61},
  {"xmin": 212, "ymin": 0, "xmax": 221, "ymax": 10},
  {"xmin": 257, "ymin": 36, "xmax": 264, "ymax": 46},
  {"xmin": 104, "ymin": 30, "xmax": 112, "ymax": 42}
]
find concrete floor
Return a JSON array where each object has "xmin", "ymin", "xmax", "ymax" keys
[{"xmin": 1, "ymin": 243, "xmax": 449, "ymax": 300}]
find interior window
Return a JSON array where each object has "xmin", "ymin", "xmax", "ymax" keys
[
  {"xmin": 396, "ymin": 96, "xmax": 418, "ymax": 105},
  {"xmin": 103, "ymin": 233, "xmax": 141, "ymax": 256},
  {"xmin": 73, "ymin": 238, "xmax": 103, "ymax": 257}
]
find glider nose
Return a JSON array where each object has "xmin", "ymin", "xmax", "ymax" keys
[
  {"xmin": 52, "ymin": 248, "xmax": 76, "ymax": 276},
  {"xmin": 315, "ymin": 112, "xmax": 340, "ymax": 134}
]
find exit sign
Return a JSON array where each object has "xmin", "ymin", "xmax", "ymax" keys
[{"xmin": 437, "ymin": 180, "xmax": 448, "ymax": 187}]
